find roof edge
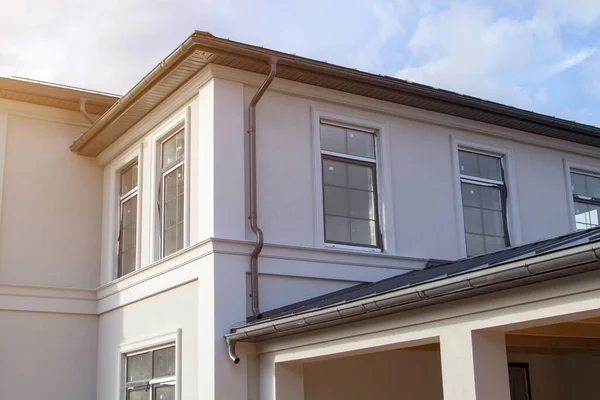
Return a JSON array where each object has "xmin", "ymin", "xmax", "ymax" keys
[
  {"xmin": 72, "ymin": 31, "xmax": 600, "ymax": 155},
  {"xmin": 226, "ymin": 242, "xmax": 600, "ymax": 343}
]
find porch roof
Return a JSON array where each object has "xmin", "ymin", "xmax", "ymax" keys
[{"xmin": 229, "ymin": 228, "xmax": 600, "ymax": 342}]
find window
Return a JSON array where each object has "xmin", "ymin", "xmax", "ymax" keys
[
  {"xmin": 508, "ymin": 363, "xmax": 532, "ymax": 400},
  {"xmin": 459, "ymin": 150, "xmax": 510, "ymax": 256},
  {"xmin": 320, "ymin": 122, "xmax": 380, "ymax": 248},
  {"xmin": 570, "ymin": 171, "xmax": 600, "ymax": 230},
  {"xmin": 118, "ymin": 162, "xmax": 138, "ymax": 277},
  {"xmin": 125, "ymin": 346, "xmax": 176, "ymax": 400},
  {"xmin": 159, "ymin": 129, "xmax": 185, "ymax": 258}
]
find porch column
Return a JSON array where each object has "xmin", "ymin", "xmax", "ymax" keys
[
  {"xmin": 439, "ymin": 328, "xmax": 510, "ymax": 400},
  {"xmin": 260, "ymin": 354, "xmax": 305, "ymax": 400}
]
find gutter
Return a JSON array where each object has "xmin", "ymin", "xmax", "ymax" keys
[
  {"xmin": 225, "ymin": 244, "xmax": 600, "ymax": 361},
  {"xmin": 72, "ymin": 31, "xmax": 600, "ymax": 155}
]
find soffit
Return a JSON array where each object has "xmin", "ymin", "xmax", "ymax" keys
[
  {"xmin": 72, "ymin": 31, "xmax": 600, "ymax": 157},
  {"xmin": 0, "ymin": 77, "xmax": 119, "ymax": 116}
]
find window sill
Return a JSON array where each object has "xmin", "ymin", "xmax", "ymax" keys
[{"xmin": 324, "ymin": 243, "xmax": 383, "ymax": 254}]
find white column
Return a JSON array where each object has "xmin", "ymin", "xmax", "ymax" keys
[
  {"xmin": 260, "ymin": 354, "xmax": 305, "ymax": 400},
  {"xmin": 440, "ymin": 328, "xmax": 510, "ymax": 400}
]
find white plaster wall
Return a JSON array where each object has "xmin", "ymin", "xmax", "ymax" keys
[
  {"xmin": 0, "ymin": 310, "xmax": 98, "ymax": 400},
  {"xmin": 304, "ymin": 350, "xmax": 444, "ymax": 400},
  {"xmin": 508, "ymin": 353, "xmax": 560, "ymax": 400},
  {"xmin": 304, "ymin": 349, "xmax": 588, "ymax": 400},
  {"xmin": 243, "ymin": 84, "xmax": 600, "ymax": 260},
  {"xmin": 0, "ymin": 114, "xmax": 103, "ymax": 288},
  {"xmin": 97, "ymin": 281, "xmax": 198, "ymax": 400},
  {"xmin": 556, "ymin": 352, "xmax": 600, "ymax": 400}
]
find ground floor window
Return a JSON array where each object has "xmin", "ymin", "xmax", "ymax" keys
[
  {"xmin": 508, "ymin": 362, "xmax": 532, "ymax": 400},
  {"xmin": 125, "ymin": 345, "xmax": 176, "ymax": 400}
]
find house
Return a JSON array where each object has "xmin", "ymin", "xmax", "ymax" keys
[{"xmin": 2, "ymin": 30, "xmax": 600, "ymax": 399}]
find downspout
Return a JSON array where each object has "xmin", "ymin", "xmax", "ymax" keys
[
  {"xmin": 248, "ymin": 58, "xmax": 277, "ymax": 319},
  {"xmin": 79, "ymin": 98, "xmax": 95, "ymax": 124},
  {"xmin": 227, "ymin": 58, "xmax": 277, "ymax": 365}
]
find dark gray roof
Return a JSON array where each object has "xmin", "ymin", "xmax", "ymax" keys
[{"xmin": 249, "ymin": 227, "xmax": 600, "ymax": 323}]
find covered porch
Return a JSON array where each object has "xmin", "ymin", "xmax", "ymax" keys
[{"xmin": 226, "ymin": 229, "xmax": 600, "ymax": 399}]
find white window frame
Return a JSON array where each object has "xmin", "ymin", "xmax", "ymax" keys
[
  {"xmin": 117, "ymin": 161, "xmax": 140, "ymax": 277},
  {"xmin": 119, "ymin": 329, "xmax": 182, "ymax": 400},
  {"xmin": 563, "ymin": 159, "xmax": 600, "ymax": 231},
  {"xmin": 311, "ymin": 108, "xmax": 396, "ymax": 254},
  {"xmin": 109, "ymin": 144, "xmax": 143, "ymax": 280},
  {"xmin": 150, "ymin": 110, "xmax": 191, "ymax": 262},
  {"xmin": 451, "ymin": 137, "xmax": 522, "ymax": 257}
]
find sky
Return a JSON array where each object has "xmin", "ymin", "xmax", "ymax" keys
[{"xmin": 1, "ymin": 0, "xmax": 600, "ymax": 126}]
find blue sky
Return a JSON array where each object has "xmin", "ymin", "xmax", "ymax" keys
[{"xmin": 1, "ymin": 0, "xmax": 600, "ymax": 126}]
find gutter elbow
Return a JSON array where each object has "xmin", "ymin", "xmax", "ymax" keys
[
  {"xmin": 79, "ymin": 98, "xmax": 95, "ymax": 124},
  {"xmin": 226, "ymin": 336, "xmax": 240, "ymax": 365}
]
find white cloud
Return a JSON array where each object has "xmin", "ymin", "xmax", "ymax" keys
[{"xmin": 395, "ymin": 1, "xmax": 600, "ymax": 109}]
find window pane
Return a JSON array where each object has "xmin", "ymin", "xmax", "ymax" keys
[
  {"xmin": 509, "ymin": 365, "xmax": 531, "ymax": 400},
  {"xmin": 162, "ymin": 130, "xmax": 184, "ymax": 168},
  {"xmin": 154, "ymin": 347, "xmax": 176, "ymax": 378},
  {"xmin": 350, "ymin": 218, "xmax": 377, "ymax": 246},
  {"xmin": 459, "ymin": 151, "xmax": 502, "ymax": 181},
  {"xmin": 322, "ymin": 159, "xmax": 347, "ymax": 187},
  {"xmin": 325, "ymin": 215, "xmax": 350, "ymax": 243},
  {"xmin": 320, "ymin": 124, "xmax": 346, "ymax": 154},
  {"xmin": 127, "ymin": 352, "xmax": 152, "ymax": 382},
  {"xmin": 463, "ymin": 206, "xmax": 483, "ymax": 234},
  {"xmin": 346, "ymin": 129, "xmax": 375, "ymax": 159},
  {"xmin": 483, "ymin": 209, "xmax": 504, "ymax": 236},
  {"xmin": 128, "ymin": 389, "xmax": 151, "ymax": 400},
  {"xmin": 119, "ymin": 196, "xmax": 137, "ymax": 277},
  {"xmin": 120, "ymin": 163, "xmax": 138, "ymax": 195},
  {"xmin": 480, "ymin": 186, "xmax": 502, "ymax": 211},
  {"xmin": 163, "ymin": 165, "xmax": 184, "ymax": 257},
  {"xmin": 485, "ymin": 236, "xmax": 505, "ymax": 253},
  {"xmin": 154, "ymin": 386, "xmax": 175, "ymax": 400},
  {"xmin": 458, "ymin": 151, "xmax": 479, "ymax": 177},
  {"xmin": 324, "ymin": 186, "xmax": 349, "ymax": 217},
  {"xmin": 571, "ymin": 173, "xmax": 587, "ymax": 196},
  {"xmin": 348, "ymin": 164, "xmax": 373, "ymax": 191},
  {"xmin": 478, "ymin": 154, "xmax": 502, "ymax": 181},
  {"xmin": 120, "ymin": 249, "xmax": 136, "ymax": 276},
  {"xmin": 574, "ymin": 201, "xmax": 600, "ymax": 229},
  {"xmin": 586, "ymin": 174, "xmax": 600, "ymax": 198},
  {"xmin": 349, "ymin": 189, "xmax": 375, "ymax": 220},
  {"xmin": 465, "ymin": 233, "xmax": 485, "ymax": 256},
  {"xmin": 461, "ymin": 183, "xmax": 481, "ymax": 207}
]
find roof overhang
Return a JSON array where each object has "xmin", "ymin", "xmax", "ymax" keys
[
  {"xmin": 72, "ymin": 31, "xmax": 600, "ymax": 157},
  {"xmin": 0, "ymin": 77, "xmax": 119, "ymax": 115},
  {"xmin": 226, "ymin": 242, "xmax": 600, "ymax": 344}
]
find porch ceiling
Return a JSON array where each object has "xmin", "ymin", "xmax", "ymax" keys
[{"xmin": 410, "ymin": 318, "xmax": 600, "ymax": 355}]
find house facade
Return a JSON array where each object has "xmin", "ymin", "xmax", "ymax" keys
[{"xmin": 2, "ymin": 32, "xmax": 600, "ymax": 399}]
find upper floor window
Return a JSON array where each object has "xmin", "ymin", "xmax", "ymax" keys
[
  {"xmin": 459, "ymin": 150, "xmax": 510, "ymax": 256},
  {"xmin": 320, "ymin": 122, "xmax": 381, "ymax": 249},
  {"xmin": 118, "ymin": 162, "xmax": 138, "ymax": 277},
  {"xmin": 159, "ymin": 129, "xmax": 185, "ymax": 258},
  {"xmin": 125, "ymin": 345, "xmax": 175, "ymax": 400},
  {"xmin": 571, "ymin": 172, "xmax": 600, "ymax": 230}
]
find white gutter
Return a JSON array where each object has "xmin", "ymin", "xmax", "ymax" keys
[{"xmin": 225, "ymin": 243, "xmax": 600, "ymax": 361}]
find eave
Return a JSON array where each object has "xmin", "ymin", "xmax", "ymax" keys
[
  {"xmin": 71, "ymin": 31, "xmax": 600, "ymax": 157},
  {"xmin": 0, "ymin": 77, "xmax": 119, "ymax": 116}
]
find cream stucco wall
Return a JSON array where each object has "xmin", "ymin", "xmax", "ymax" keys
[
  {"xmin": 97, "ymin": 281, "xmax": 199, "ymax": 400},
  {"xmin": 304, "ymin": 349, "xmax": 600, "ymax": 400},
  {"xmin": 0, "ymin": 310, "xmax": 98, "ymax": 400},
  {"xmin": 0, "ymin": 112, "xmax": 103, "ymax": 288}
]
